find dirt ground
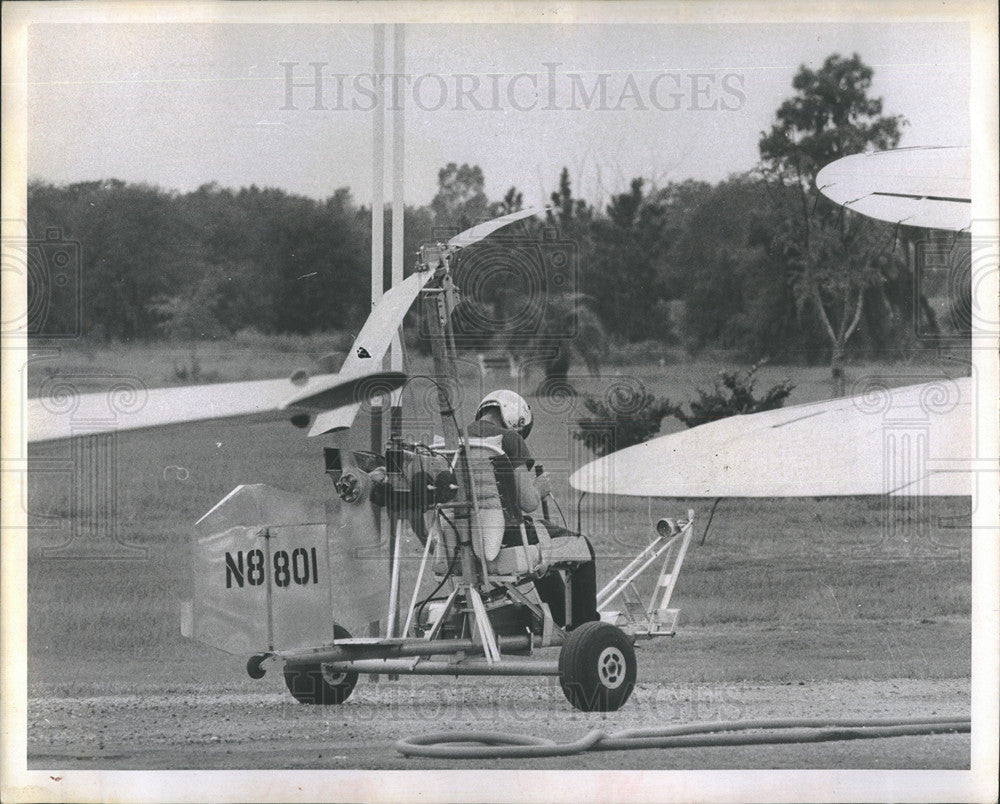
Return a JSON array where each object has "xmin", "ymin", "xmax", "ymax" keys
[
  {"xmin": 27, "ymin": 679, "xmax": 969, "ymax": 771},
  {"xmin": 27, "ymin": 634, "xmax": 970, "ymax": 772}
]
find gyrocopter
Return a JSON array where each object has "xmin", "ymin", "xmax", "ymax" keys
[{"xmin": 28, "ymin": 207, "xmax": 696, "ymax": 713}]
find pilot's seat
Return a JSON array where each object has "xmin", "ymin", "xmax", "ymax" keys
[{"xmin": 431, "ymin": 439, "xmax": 591, "ymax": 581}]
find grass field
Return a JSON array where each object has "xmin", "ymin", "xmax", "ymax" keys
[{"xmin": 25, "ymin": 340, "xmax": 971, "ymax": 700}]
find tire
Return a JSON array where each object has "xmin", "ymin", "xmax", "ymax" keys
[
  {"xmin": 282, "ymin": 625, "xmax": 359, "ymax": 705},
  {"xmin": 558, "ymin": 621, "xmax": 636, "ymax": 712}
]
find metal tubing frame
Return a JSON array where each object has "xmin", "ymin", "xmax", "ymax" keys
[
  {"xmin": 654, "ymin": 517, "xmax": 693, "ymax": 623},
  {"xmin": 596, "ymin": 517, "xmax": 694, "ymax": 611},
  {"xmin": 466, "ymin": 584, "xmax": 501, "ymax": 664},
  {"xmin": 402, "ymin": 527, "xmax": 439, "ymax": 637},
  {"xmin": 598, "ymin": 531, "xmax": 674, "ymax": 605},
  {"xmin": 418, "ymin": 270, "xmax": 500, "ymax": 665},
  {"xmin": 420, "ymin": 279, "xmax": 484, "ymax": 588},
  {"xmin": 322, "ymin": 658, "xmax": 560, "ymax": 677},
  {"xmin": 261, "ymin": 528, "xmax": 275, "ymax": 650},
  {"xmin": 386, "ymin": 517, "xmax": 403, "ymax": 639},
  {"xmin": 423, "ymin": 586, "xmax": 460, "ymax": 641},
  {"xmin": 597, "ymin": 532, "xmax": 680, "ymax": 610},
  {"xmin": 276, "ymin": 632, "xmax": 555, "ymax": 666}
]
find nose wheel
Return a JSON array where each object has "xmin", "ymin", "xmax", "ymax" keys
[{"xmin": 558, "ymin": 621, "xmax": 637, "ymax": 712}]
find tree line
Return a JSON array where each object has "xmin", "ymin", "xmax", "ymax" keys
[{"xmin": 27, "ymin": 53, "xmax": 968, "ymax": 378}]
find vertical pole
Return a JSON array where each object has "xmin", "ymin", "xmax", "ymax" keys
[
  {"xmin": 371, "ymin": 24, "xmax": 385, "ymax": 309},
  {"xmin": 422, "ymin": 280, "xmax": 483, "ymax": 589},
  {"xmin": 386, "ymin": 518, "xmax": 402, "ymax": 642},
  {"xmin": 370, "ymin": 24, "xmax": 386, "ymax": 661},
  {"xmin": 386, "ymin": 26, "xmax": 406, "ymax": 662},
  {"xmin": 370, "ymin": 23, "xmax": 386, "ymax": 454},
  {"xmin": 390, "ymin": 23, "xmax": 406, "ymax": 406},
  {"xmin": 262, "ymin": 529, "xmax": 274, "ymax": 651},
  {"xmin": 390, "ymin": 23, "xmax": 405, "ymax": 296}
]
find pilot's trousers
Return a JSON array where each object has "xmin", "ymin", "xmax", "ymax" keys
[{"xmin": 530, "ymin": 524, "xmax": 599, "ymax": 629}]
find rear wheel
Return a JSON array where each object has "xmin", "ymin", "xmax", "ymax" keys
[
  {"xmin": 558, "ymin": 621, "xmax": 636, "ymax": 712},
  {"xmin": 282, "ymin": 625, "xmax": 359, "ymax": 705}
]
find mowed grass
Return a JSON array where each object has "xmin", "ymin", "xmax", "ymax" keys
[
  {"xmin": 26, "ymin": 332, "xmax": 349, "ymax": 397},
  {"xmin": 25, "ymin": 346, "xmax": 971, "ymax": 693}
]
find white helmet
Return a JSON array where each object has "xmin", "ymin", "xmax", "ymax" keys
[{"xmin": 476, "ymin": 389, "xmax": 533, "ymax": 439}]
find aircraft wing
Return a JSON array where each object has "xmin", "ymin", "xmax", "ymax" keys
[
  {"xmin": 815, "ymin": 146, "xmax": 971, "ymax": 231},
  {"xmin": 569, "ymin": 377, "xmax": 973, "ymax": 498}
]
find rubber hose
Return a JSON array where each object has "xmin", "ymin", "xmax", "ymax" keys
[{"xmin": 394, "ymin": 715, "xmax": 970, "ymax": 760}]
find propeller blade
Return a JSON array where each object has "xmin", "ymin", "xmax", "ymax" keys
[
  {"xmin": 446, "ymin": 206, "xmax": 546, "ymax": 249},
  {"xmin": 569, "ymin": 378, "xmax": 973, "ymax": 498},
  {"xmin": 816, "ymin": 146, "xmax": 970, "ymax": 231},
  {"xmin": 283, "ymin": 370, "xmax": 407, "ymax": 413}
]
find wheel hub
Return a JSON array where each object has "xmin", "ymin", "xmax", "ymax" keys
[
  {"xmin": 321, "ymin": 664, "xmax": 349, "ymax": 685},
  {"xmin": 597, "ymin": 646, "xmax": 626, "ymax": 689}
]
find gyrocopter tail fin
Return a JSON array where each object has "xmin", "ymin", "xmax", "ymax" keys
[{"xmin": 181, "ymin": 483, "xmax": 386, "ymax": 655}]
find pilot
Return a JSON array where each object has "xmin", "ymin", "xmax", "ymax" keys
[{"xmin": 468, "ymin": 390, "xmax": 599, "ymax": 629}]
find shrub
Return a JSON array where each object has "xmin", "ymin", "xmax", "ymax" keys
[
  {"xmin": 572, "ymin": 362, "xmax": 796, "ymax": 457},
  {"xmin": 573, "ymin": 380, "xmax": 676, "ymax": 457},
  {"xmin": 667, "ymin": 361, "xmax": 795, "ymax": 429}
]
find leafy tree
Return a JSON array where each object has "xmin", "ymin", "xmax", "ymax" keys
[
  {"xmin": 430, "ymin": 163, "xmax": 488, "ymax": 230},
  {"xmin": 150, "ymin": 268, "xmax": 227, "ymax": 380},
  {"xmin": 759, "ymin": 53, "xmax": 906, "ymax": 177},
  {"xmin": 668, "ymin": 176, "xmax": 817, "ymax": 360},
  {"xmin": 526, "ymin": 293, "xmax": 607, "ymax": 396},
  {"xmin": 587, "ymin": 175, "xmax": 696, "ymax": 343},
  {"xmin": 549, "ymin": 167, "xmax": 595, "ymax": 229},
  {"xmin": 60, "ymin": 180, "xmax": 199, "ymax": 341},
  {"xmin": 191, "ymin": 184, "xmax": 369, "ymax": 335},
  {"xmin": 759, "ymin": 52, "xmax": 908, "ymax": 393},
  {"xmin": 27, "ymin": 179, "xmax": 374, "ymax": 342},
  {"xmin": 587, "ymin": 179, "xmax": 659, "ymax": 340},
  {"xmin": 445, "ymin": 169, "xmax": 607, "ymax": 391},
  {"xmin": 489, "ymin": 186, "xmax": 524, "ymax": 217}
]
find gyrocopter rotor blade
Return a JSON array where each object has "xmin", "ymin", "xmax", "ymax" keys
[
  {"xmin": 307, "ymin": 206, "xmax": 547, "ymax": 437},
  {"xmin": 283, "ymin": 370, "xmax": 406, "ymax": 413},
  {"xmin": 569, "ymin": 378, "xmax": 973, "ymax": 498},
  {"xmin": 815, "ymin": 146, "xmax": 971, "ymax": 232},
  {"xmin": 305, "ymin": 270, "xmax": 436, "ymax": 437},
  {"xmin": 27, "ymin": 370, "xmax": 405, "ymax": 444},
  {"xmin": 446, "ymin": 206, "xmax": 545, "ymax": 249}
]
